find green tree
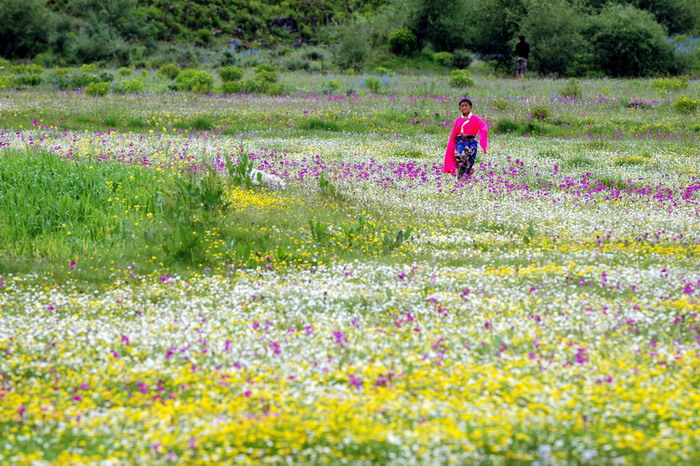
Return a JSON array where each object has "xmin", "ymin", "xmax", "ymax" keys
[
  {"xmin": 0, "ymin": 0, "xmax": 55, "ymax": 59},
  {"xmin": 469, "ymin": 0, "xmax": 526, "ymax": 69},
  {"xmin": 587, "ymin": 3, "xmax": 674, "ymax": 77},
  {"xmin": 522, "ymin": 0, "xmax": 587, "ymax": 76},
  {"xmin": 407, "ymin": 0, "xmax": 472, "ymax": 51}
]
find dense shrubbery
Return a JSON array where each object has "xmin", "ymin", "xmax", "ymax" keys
[{"xmin": 1, "ymin": 0, "xmax": 698, "ymax": 77}]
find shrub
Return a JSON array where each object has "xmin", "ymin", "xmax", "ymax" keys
[
  {"xmin": 218, "ymin": 66, "xmax": 244, "ymax": 82},
  {"xmin": 321, "ymin": 81, "xmax": 341, "ymax": 95},
  {"xmin": 335, "ymin": 22, "xmax": 370, "ymax": 70},
  {"xmin": 0, "ymin": 75, "xmax": 16, "ymax": 90},
  {"xmin": 491, "ymin": 98, "xmax": 513, "ymax": 111},
  {"xmin": 254, "ymin": 69, "xmax": 278, "ymax": 84},
  {"xmin": 280, "ymin": 54, "xmax": 311, "ymax": 71},
  {"xmin": 118, "ymin": 67, "xmax": 134, "ymax": 76},
  {"xmin": 80, "ymin": 63, "xmax": 99, "ymax": 73},
  {"xmin": 70, "ymin": 73, "xmax": 101, "ymax": 89},
  {"xmin": 674, "ymin": 96, "xmax": 699, "ymax": 114},
  {"xmin": 530, "ymin": 105, "xmax": 550, "ymax": 120},
  {"xmin": 432, "ymin": 52, "xmax": 453, "ymax": 67},
  {"xmin": 389, "ymin": 27, "xmax": 418, "ymax": 56},
  {"xmin": 158, "ymin": 63, "xmax": 181, "ymax": 80},
  {"xmin": 559, "ymin": 79, "xmax": 582, "ymax": 99},
  {"xmin": 587, "ymin": 4, "xmax": 674, "ymax": 76},
  {"xmin": 15, "ymin": 74, "xmax": 43, "ymax": 87},
  {"xmin": 365, "ymin": 76, "xmax": 382, "ymax": 94},
  {"xmin": 448, "ymin": 70, "xmax": 474, "ymax": 88},
  {"xmin": 98, "ymin": 71, "xmax": 115, "ymax": 83},
  {"xmin": 85, "ymin": 82, "xmax": 109, "ymax": 96},
  {"xmin": 652, "ymin": 76, "xmax": 689, "ymax": 94},
  {"xmin": 451, "ymin": 50, "xmax": 473, "ymax": 69},
  {"xmin": 195, "ymin": 28, "xmax": 213, "ymax": 45},
  {"xmin": 522, "ymin": 0, "xmax": 587, "ymax": 76},
  {"xmin": 122, "ymin": 79, "xmax": 145, "ymax": 93},
  {"xmin": 175, "ymin": 69, "xmax": 214, "ymax": 93},
  {"xmin": 255, "ymin": 64, "xmax": 278, "ymax": 73},
  {"xmin": 374, "ymin": 67, "xmax": 390, "ymax": 75},
  {"xmin": 10, "ymin": 64, "xmax": 44, "ymax": 74},
  {"xmin": 222, "ymin": 81, "xmax": 244, "ymax": 94},
  {"xmin": 495, "ymin": 119, "xmax": 521, "ymax": 133}
]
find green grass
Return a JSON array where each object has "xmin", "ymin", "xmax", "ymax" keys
[{"xmin": 0, "ymin": 150, "xmax": 416, "ymax": 284}]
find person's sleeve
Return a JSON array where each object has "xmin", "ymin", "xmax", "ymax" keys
[
  {"xmin": 443, "ymin": 119, "xmax": 460, "ymax": 173},
  {"xmin": 477, "ymin": 117, "xmax": 488, "ymax": 154}
]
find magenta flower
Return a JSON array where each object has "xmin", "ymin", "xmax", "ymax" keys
[{"xmin": 348, "ymin": 374, "xmax": 362, "ymax": 390}]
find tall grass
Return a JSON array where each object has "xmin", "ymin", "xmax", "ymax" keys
[{"xmin": 0, "ymin": 150, "xmax": 415, "ymax": 282}]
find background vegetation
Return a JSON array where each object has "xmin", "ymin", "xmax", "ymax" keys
[{"xmin": 1, "ymin": 0, "xmax": 698, "ymax": 77}]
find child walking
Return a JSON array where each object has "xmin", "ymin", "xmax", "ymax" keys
[{"xmin": 443, "ymin": 98, "xmax": 489, "ymax": 178}]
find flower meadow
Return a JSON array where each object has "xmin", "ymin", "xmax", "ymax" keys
[{"xmin": 1, "ymin": 76, "xmax": 700, "ymax": 464}]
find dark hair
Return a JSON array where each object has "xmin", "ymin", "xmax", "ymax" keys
[
  {"xmin": 519, "ymin": 35, "xmax": 526, "ymax": 41},
  {"xmin": 459, "ymin": 98, "xmax": 473, "ymax": 107}
]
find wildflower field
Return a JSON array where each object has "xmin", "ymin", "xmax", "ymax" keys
[{"xmin": 1, "ymin": 74, "xmax": 699, "ymax": 464}]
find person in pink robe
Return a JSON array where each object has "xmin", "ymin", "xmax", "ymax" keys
[{"xmin": 443, "ymin": 98, "xmax": 489, "ymax": 177}]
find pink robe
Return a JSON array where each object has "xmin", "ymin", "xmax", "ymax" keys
[{"xmin": 443, "ymin": 114, "xmax": 489, "ymax": 174}]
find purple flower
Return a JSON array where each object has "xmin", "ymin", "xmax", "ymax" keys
[
  {"xmin": 333, "ymin": 330, "xmax": 348, "ymax": 346},
  {"xmin": 269, "ymin": 342, "xmax": 281, "ymax": 355},
  {"xmin": 348, "ymin": 374, "xmax": 362, "ymax": 390}
]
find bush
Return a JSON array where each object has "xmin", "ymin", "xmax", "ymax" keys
[
  {"xmin": 530, "ymin": 105, "xmax": 549, "ymax": 120},
  {"xmin": 123, "ymin": 79, "xmax": 145, "ymax": 93},
  {"xmin": 280, "ymin": 54, "xmax": 311, "ymax": 71},
  {"xmin": 98, "ymin": 71, "xmax": 115, "ymax": 83},
  {"xmin": 321, "ymin": 81, "xmax": 341, "ymax": 95},
  {"xmin": 118, "ymin": 67, "xmax": 134, "ymax": 76},
  {"xmin": 195, "ymin": 28, "xmax": 213, "ymax": 46},
  {"xmin": 451, "ymin": 49, "xmax": 473, "ymax": 69},
  {"xmin": 522, "ymin": 0, "xmax": 587, "ymax": 76},
  {"xmin": 587, "ymin": 4, "xmax": 675, "ymax": 77},
  {"xmin": 495, "ymin": 119, "xmax": 521, "ymax": 133},
  {"xmin": 491, "ymin": 98, "xmax": 513, "ymax": 111},
  {"xmin": 389, "ymin": 27, "xmax": 418, "ymax": 56},
  {"xmin": 559, "ymin": 79, "xmax": 582, "ymax": 99},
  {"xmin": 674, "ymin": 96, "xmax": 699, "ymax": 114},
  {"xmin": 334, "ymin": 22, "xmax": 370, "ymax": 70},
  {"xmin": 69, "ymin": 73, "xmax": 101, "ymax": 89},
  {"xmin": 10, "ymin": 64, "xmax": 44, "ymax": 74},
  {"xmin": 80, "ymin": 63, "xmax": 99, "ymax": 73},
  {"xmin": 222, "ymin": 81, "xmax": 244, "ymax": 94},
  {"xmin": 158, "ymin": 63, "xmax": 181, "ymax": 80},
  {"xmin": 15, "ymin": 74, "xmax": 43, "ymax": 87},
  {"xmin": 218, "ymin": 66, "xmax": 244, "ymax": 82},
  {"xmin": 0, "ymin": 75, "xmax": 17, "ymax": 90},
  {"xmin": 85, "ymin": 82, "xmax": 109, "ymax": 96},
  {"xmin": 652, "ymin": 76, "xmax": 689, "ymax": 94},
  {"xmin": 448, "ymin": 70, "xmax": 474, "ymax": 88},
  {"xmin": 175, "ymin": 69, "xmax": 214, "ymax": 93},
  {"xmin": 432, "ymin": 52, "xmax": 453, "ymax": 67},
  {"xmin": 364, "ymin": 76, "xmax": 382, "ymax": 94}
]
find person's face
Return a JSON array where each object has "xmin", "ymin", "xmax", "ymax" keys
[{"xmin": 459, "ymin": 101, "xmax": 472, "ymax": 115}]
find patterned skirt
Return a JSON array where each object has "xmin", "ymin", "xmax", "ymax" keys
[{"xmin": 454, "ymin": 135, "xmax": 478, "ymax": 178}]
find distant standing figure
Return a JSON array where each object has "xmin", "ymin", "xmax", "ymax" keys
[
  {"xmin": 515, "ymin": 35, "xmax": 530, "ymax": 79},
  {"xmin": 443, "ymin": 98, "xmax": 488, "ymax": 179}
]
